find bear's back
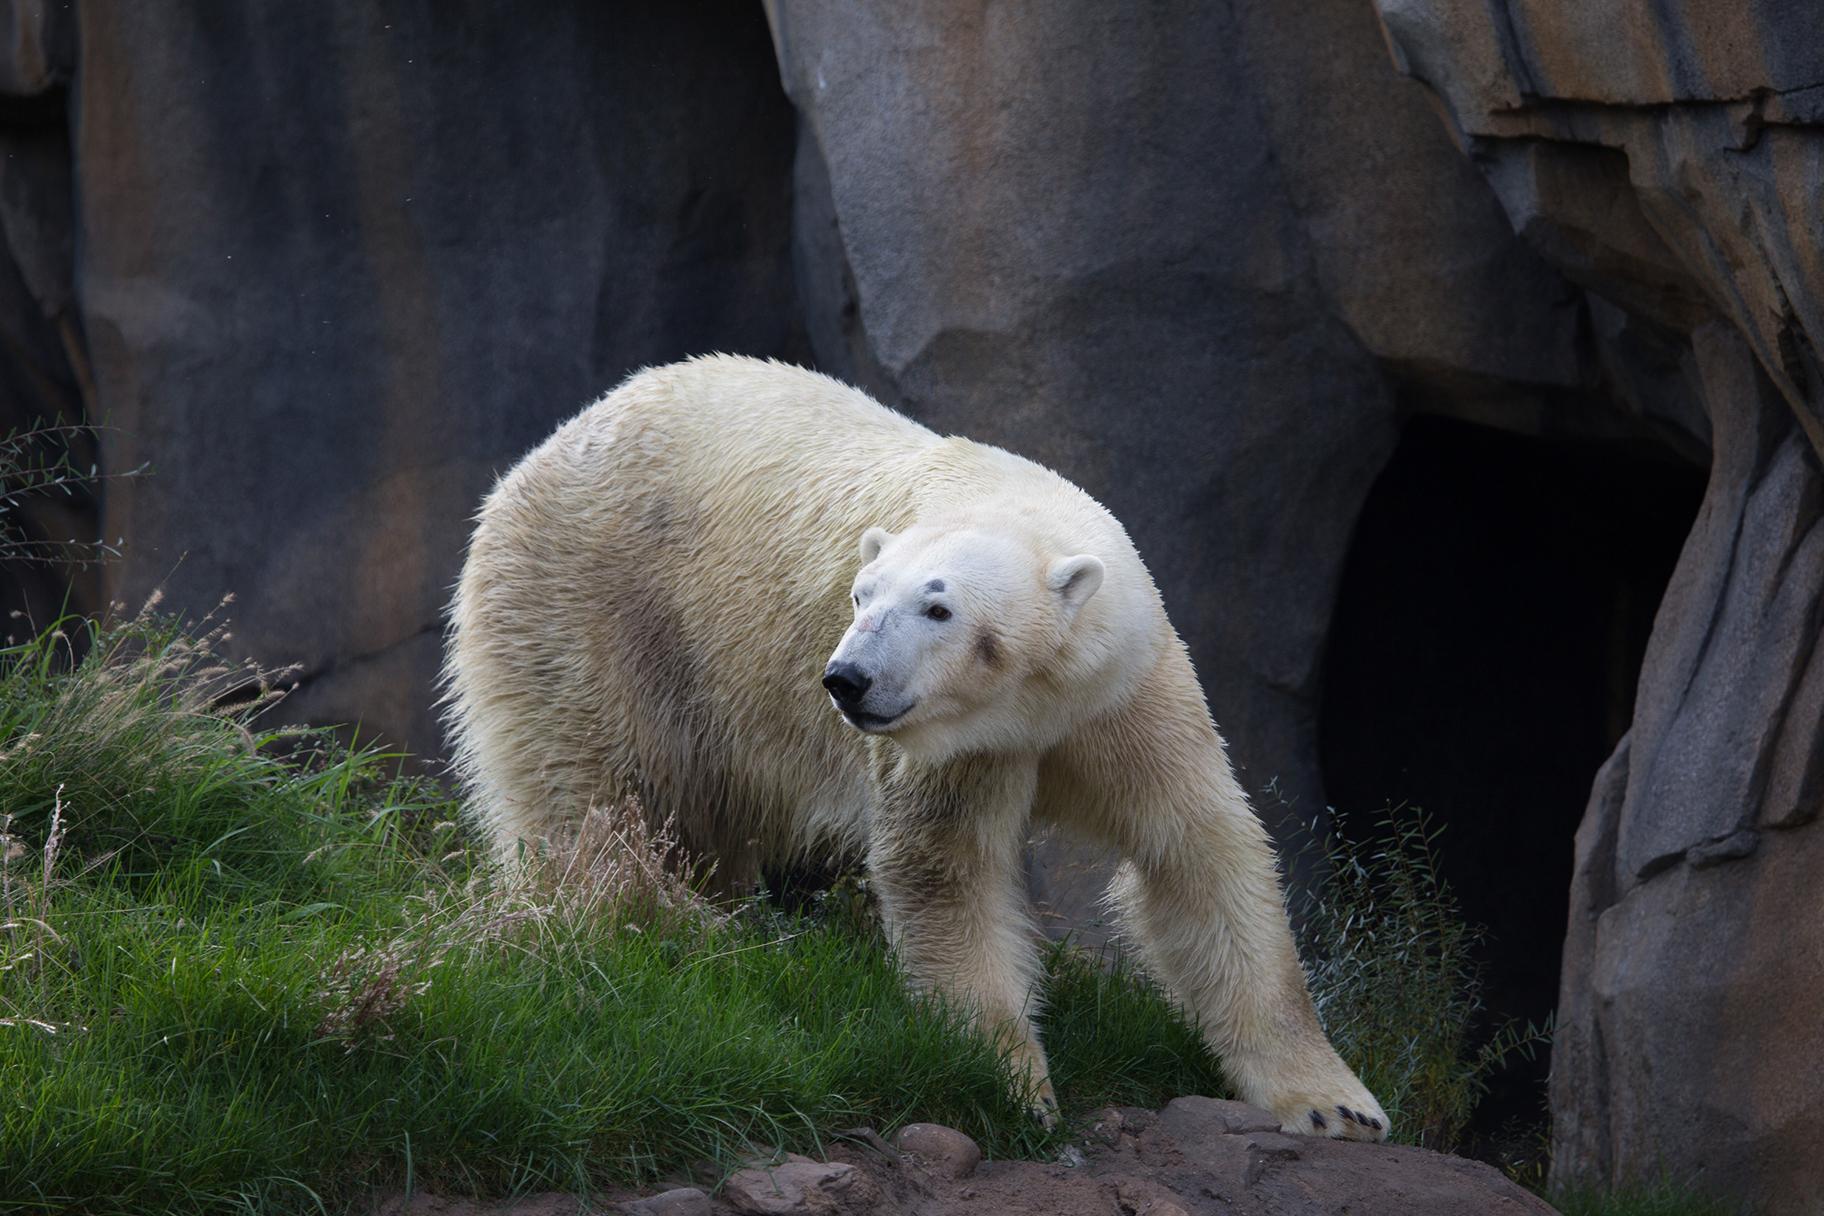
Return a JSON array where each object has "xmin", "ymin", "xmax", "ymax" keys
[{"xmin": 448, "ymin": 355, "xmax": 1161, "ymax": 872}]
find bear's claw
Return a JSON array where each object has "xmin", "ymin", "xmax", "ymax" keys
[{"xmin": 1272, "ymin": 1093, "xmax": 1390, "ymax": 1142}]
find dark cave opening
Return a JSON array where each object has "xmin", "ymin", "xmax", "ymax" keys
[{"xmin": 1318, "ymin": 412, "xmax": 1707, "ymax": 1142}]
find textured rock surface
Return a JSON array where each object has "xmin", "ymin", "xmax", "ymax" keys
[
  {"xmin": 1372, "ymin": 4, "xmax": 1824, "ymax": 1208},
  {"xmin": 0, "ymin": 1, "xmax": 803, "ymax": 749},
  {"xmin": 720, "ymin": 1156, "xmax": 875, "ymax": 1215},
  {"xmin": 624, "ymin": 1106, "xmax": 1554, "ymax": 1215},
  {"xmin": 621, "ymin": 1190, "xmax": 712, "ymax": 1216},
  {"xmin": 892, "ymin": 1124, "xmax": 982, "ymax": 1181},
  {"xmin": 387, "ymin": 1107, "xmax": 1558, "ymax": 1215}
]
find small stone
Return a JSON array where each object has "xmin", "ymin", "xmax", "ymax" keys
[
  {"xmin": 722, "ymin": 1157, "xmax": 874, "ymax": 1215},
  {"xmin": 893, "ymin": 1122, "xmax": 983, "ymax": 1179},
  {"xmin": 620, "ymin": 1188, "xmax": 711, "ymax": 1216},
  {"xmin": 1113, "ymin": 1107, "xmax": 1156, "ymax": 1135}
]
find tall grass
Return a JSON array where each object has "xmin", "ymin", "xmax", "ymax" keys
[{"xmin": 1291, "ymin": 807, "xmax": 1549, "ymax": 1150}]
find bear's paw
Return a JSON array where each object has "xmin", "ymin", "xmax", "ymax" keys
[{"xmin": 1271, "ymin": 1089, "xmax": 1390, "ymax": 1142}]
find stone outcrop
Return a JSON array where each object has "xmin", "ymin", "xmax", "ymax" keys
[
  {"xmin": 1370, "ymin": 4, "xmax": 1824, "ymax": 1209},
  {"xmin": 385, "ymin": 1104, "xmax": 1558, "ymax": 1215},
  {"xmin": 769, "ymin": 1101, "xmax": 1560, "ymax": 1215}
]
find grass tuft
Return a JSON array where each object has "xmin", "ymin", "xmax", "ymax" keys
[{"xmin": 1291, "ymin": 806, "xmax": 1549, "ymax": 1150}]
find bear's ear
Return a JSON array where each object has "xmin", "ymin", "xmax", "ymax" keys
[
  {"xmin": 1048, "ymin": 554, "xmax": 1105, "ymax": 613},
  {"xmin": 859, "ymin": 526, "xmax": 896, "ymax": 565}
]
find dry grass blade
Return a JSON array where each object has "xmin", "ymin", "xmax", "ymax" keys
[
  {"xmin": 313, "ymin": 795, "xmax": 718, "ymax": 1045},
  {"xmin": 0, "ymin": 785, "xmax": 73, "ymax": 1028}
]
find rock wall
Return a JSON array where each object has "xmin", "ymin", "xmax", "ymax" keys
[
  {"xmin": 1371, "ymin": 3, "xmax": 1824, "ymax": 1208},
  {"xmin": 5, "ymin": 0, "xmax": 1599, "ymax": 895},
  {"xmin": 0, "ymin": 1, "xmax": 804, "ymax": 747}
]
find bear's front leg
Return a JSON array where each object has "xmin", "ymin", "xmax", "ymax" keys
[
  {"xmin": 1102, "ymin": 754, "xmax": 1391, "ymax": 1142},
  {"xmin": 866, "ymin": 747, "xmax": 1056, "ymax": 1121}
]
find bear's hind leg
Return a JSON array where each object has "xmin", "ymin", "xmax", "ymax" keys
[{"xmin": 866, "ymin": 749, "xmax": 1056, "ymax": 1121}]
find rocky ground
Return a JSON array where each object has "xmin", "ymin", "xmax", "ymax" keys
[{"xmin": 379, "ymin": 1098, "xmax": 1556, "ymax": 1215}]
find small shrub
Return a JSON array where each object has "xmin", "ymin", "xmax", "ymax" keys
[
  {"xmin": 1291, "ymin": 806, "xmax": 1547, "ymax": 1149},
  {"xmin": 0, "ymin": 601, "xmax": 445, "ymax": 903},
  {"xmin": 0, "ymin": 422, "xmax": 137, "ymax": 568}
]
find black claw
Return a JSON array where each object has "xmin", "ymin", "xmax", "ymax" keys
[
  {"xmin": 1367, "ymin": 1117, "xmax": 1381, "ymax": 1130},
  {"xmin": 1310, "ymin": 1110, "xmax": 1326, "ymax": 1129},
  {"xmin": 1337, "ymin": 1105, "xmax": 1357, "ymax": 1123}
]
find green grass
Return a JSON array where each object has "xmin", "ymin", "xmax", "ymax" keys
[{"xmin": 0, "ymin": 612, "xmax": 1223, "ymax": 1214}]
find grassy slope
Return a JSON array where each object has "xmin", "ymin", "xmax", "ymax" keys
[
  {"xmin": 0, "ymin": 616, "xmax": 1224, "ymax": 1214},
  {"xmin": 0, "ymin": 615, "xmax": 1736, "ymax": 1215}
]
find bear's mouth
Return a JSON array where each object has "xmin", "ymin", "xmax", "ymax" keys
[{"xmin": 841, "ymin": 704, "xmax": 913, "ymax": 732}]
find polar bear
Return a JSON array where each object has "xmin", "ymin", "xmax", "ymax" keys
[{"xmin": 443, "ymin": 355, "xmax": 1387, "ymax": 1140}]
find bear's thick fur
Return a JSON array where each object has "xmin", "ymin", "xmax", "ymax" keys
[{"xmin": 443, "ymin": 355, "xmax": 1386, "ymax": 1138}]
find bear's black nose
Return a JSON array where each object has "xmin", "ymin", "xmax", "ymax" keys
[{"xmin": 822, "ymin": 662, "xmax": 872, "ymax": 709}]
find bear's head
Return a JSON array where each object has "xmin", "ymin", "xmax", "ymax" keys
[{"xmin": 823, "ymin": 521, "xmax": 1134, "ymax": 756}]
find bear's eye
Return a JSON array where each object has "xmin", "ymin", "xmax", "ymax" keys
[
  {"xmin": 925, "ymin": 604, "xmax": 952, "ymax": 622},
  {"xmin": 852, "ymin": 593, "xmax": 860, "ymax": 606}
]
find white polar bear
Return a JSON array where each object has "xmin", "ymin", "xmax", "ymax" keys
[{"xmin": 443, "ymin": 354, "xmax": 1387, "ymax": 1140}]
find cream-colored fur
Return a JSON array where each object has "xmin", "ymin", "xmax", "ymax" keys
[{"xmin": 442, "ymin": 355, "xmax": 1387, "ymax": 1140}]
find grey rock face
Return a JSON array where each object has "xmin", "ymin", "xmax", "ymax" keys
[
  {"xmin": 8, "ymin": 0, "xmax": 1603, "ymax": 890},
  {"xmin": 1372, "ymin": 4, "xmax": 1824, "ymax": 1208},
  {"xmin": 0, "ymin": 2, "xmax": 803, "ymax": 750}
]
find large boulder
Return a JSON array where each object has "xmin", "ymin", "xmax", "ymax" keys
[{"xmin": 1371, "ymin": 3, "xmax": 1824, "ymax": 1207}]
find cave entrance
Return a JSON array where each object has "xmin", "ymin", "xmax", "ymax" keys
[{"xmin": 1318, "ymin": 412, "xmax": 1706, "ymax": 1143}]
